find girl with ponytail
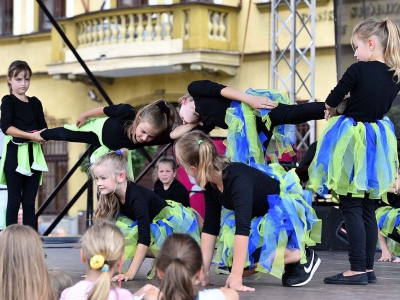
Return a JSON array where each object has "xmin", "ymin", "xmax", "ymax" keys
[
  {"xmin": 175, "ymin": 131, "xmax": 321, "ymax": 291},
  {"xmin": 144, "ymin": 234, "xmax": 238, "ymax": 300},
  {"xmin": 90, "ymin": 150, "xmax": 200, "ymax": 282},
  {"xmin": 60, "ymin": 220, "xmax": 157, "ymax": 300}
]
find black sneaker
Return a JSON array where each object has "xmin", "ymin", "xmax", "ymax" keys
[
  {"xmin": 282, "ymin": 263, "xmax": 295, "ymax": 286},
  {"xmin": 216, "ymin": 266, "xmax": 231, "ymax": 275},
  {"xmin": 367, "ymin": 271, "xmax": 377, "ymax": 283},
  {"xmin": 324, "ymin": 272, "xmax": 368, "ymax": 285},
  {"xmin": 285, "ymin": 248, "xmax": 321, "ymax": 287}
]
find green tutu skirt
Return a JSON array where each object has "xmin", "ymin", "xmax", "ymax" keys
[
  {"xmin": 376, "ymin": 205, "xmax": 400, "ymax": 255},
  {"xmin": 116, "ymin": 200, "xmax": 201, "ymax": 277}
]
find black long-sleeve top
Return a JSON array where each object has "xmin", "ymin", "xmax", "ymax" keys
[
  {"xmin": 1, "ymin": 94, "xmax": 47, "ymax": 133},
  {"xmin": 187, "ymin": 80, "xmax": 229, "ymax": 133},
  {"xmin": 202, "ymin": 163, "xmax": 280, "ymax": 237},
  {"xmin": 326, "ymin": 61, "xmax": 400, "ymax": 122},
  {"xmin": 153, "ymin": 179, "xmax": 190, "ymax": 207},
  {"xmin": 102, "ymin": 104, "xmax": 174, "ymax": 150},
  {"xmin": 119, "ymin": 181, "xmax": 168, "ymax": 246}
]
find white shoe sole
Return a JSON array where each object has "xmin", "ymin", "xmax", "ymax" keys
[{"xmin": 291, "ymin": 257, "xmax": 321, "ymax": 287}]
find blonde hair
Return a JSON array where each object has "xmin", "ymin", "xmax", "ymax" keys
[
  {"xmin": 126, "ymin": 99, "xmax": 176, "ymax": 143},
  {"xmin": 7, "ymin": 60, "xmax": 32, "ymax": 93},
  {"xmin": 0, "ymin": 224, "xmax": 56, "ymax": 300},
  {"xmin": 352, "ymin": 18, "xmax": 400, "ymax": 82},
  {"xmin": 48, "ymin": 268, "xmax": 73, "ymax": 299},
  {"xmin": 81, "ymin": 220, "xmax": 125, "ymax": 300},
  {"xmin": 155, "ymin": 234, "xmax": 202, "ymax": 300},
  {"xmin": 174, "ymin": 131, "xmax": 229, "ymax": 189},
  {"xmin": 91, "ymin": 149, "xmax": 132, "ymax": 221},
  {"xmin": 178, "ymin": 93, "xmax": 194, "ymax": 106},
  {"xmin": 152, "ymin": 156, "xmax": 178, "ymax": 182}
]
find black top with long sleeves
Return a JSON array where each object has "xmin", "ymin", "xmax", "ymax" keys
[
  {"xmin": 202, "ymin": 163, "xmax": 280, "ymax": 237},
  {"xmin": 153, "ymin": 179, "xmax": 190, "ymax": 207},
  {"xmin": 325, "ymin": 61, "xmax": 400, "ymax": 122},
  {"xmin": 1, "ymin": 94, "xmax": 47, "ymax": 133},
  {"xmin": 119, "ymin": 181, "xmax": 168, "ymax": 246}
]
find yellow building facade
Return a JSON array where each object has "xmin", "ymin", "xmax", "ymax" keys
[{"xmin": 0, "ymin": 0, "xmax": 339, "ymax": 219}]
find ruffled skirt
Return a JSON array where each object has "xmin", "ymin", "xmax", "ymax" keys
[
  {"xmin": 116, "ymin": 200, "xmax": 201, "ymax": 277},
  {"xmin": 308, "ymin": 116, "xmax": 398, "ymax": 199},
  {"xmin": 376, "ymin": 205, "xmax": 400, "ymax": 255},
  {"xmin": 225, "ymin": 88, "xmax": 296, "ymax": 164},
  {"xmin": 213, "ymin": 163, "xmax": 321, "ymax": 279}
]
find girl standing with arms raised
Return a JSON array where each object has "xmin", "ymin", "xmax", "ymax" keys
[
  {"xmin": 308, "ymin": 18, "xmax": 400, "ymax": 285},
  {"xmin": 90, "ymin": 150, "xmax": 200, "ymax": 282},
  {"xmin": 175, "ymin": 131, "xmax": 321, "ymax": 291},
  {"xmin": 0, "ymin": 60, "xmax": 48, "ymax": 229}
]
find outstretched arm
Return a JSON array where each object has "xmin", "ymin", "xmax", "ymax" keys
[
  {"xmin": 111, "ymin": 243, "xmax": 149, "ymax": 281},
  {"xmin": 200, "ymin": 233, "xmax": 217, "ymax": 286},
  {"xmin": 170, "ymin": 123, "xmax": 198, "ymax": 140},
  {"xmin": 220, "ymin": 86, "xmax": 276, "ymax": 110},
  {"xmin": 5, "ymin": 126, "xmax": 46, "ymax": 143},
  {"xmin": 76, "ymin": 107, "xmax": 106, "ymax": 128}
]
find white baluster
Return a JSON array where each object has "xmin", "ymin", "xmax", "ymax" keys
[
  {"xmin": 127, "ymin": 14, "xmax": 135, "ymax": 42},
  {"xmin": 208, "ymin": 11, "xmax": 213, "ymax": 39},
  {"xmin": 184, "ymin": 10, "xmax": 189, "ymax": 40},
  {"xmin": 136, "ymin": 14, "xmax": 144, "ymax": 42},
  {"xmin": 220, "ymin": 12, "xmax": 227, "ymax": 41},
  {"xmin": 163, "ymin": 12, "xmax": 172, "ymax": 40},
  {"xmin": 120, "ymin": 15, "xmax": 127, "ymax": 43},
  {"xmin": 98, "ymin": 18, "xmax": 105, "ymax": 44},
  {"xmin": 154, "ymin": 12, "xmax": 161, "ymax": 41},
  {"xmin": 91, "ymin": 19, "xmax": 98, "ymax": 45},
  {"xmin": 213, "ymin": 12, "xmax": 220, "ymax": 40},
  {"xmin": 104, "ymin": 17, "xmax": 111, "ymax": 44},
  {"xmin": 111, "ymin": 16, "xmax": 119, "ymax": 43},
  {"xmin": 144, "ymin": 13, "xmax": 153, "ymax": 41}
]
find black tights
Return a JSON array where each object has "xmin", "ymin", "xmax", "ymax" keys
[
  {"xmin": 340, "ymin": 194, "xmax": 378, "ymax": 271},
  {"xmin": 41, "ymin": 127, "xmax": 101, "ymax": 148}
]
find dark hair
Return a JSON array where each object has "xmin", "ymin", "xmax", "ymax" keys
[
  {"xmin": 155, "ymin": 234, "xmax": 202, "ymax": 300},
  {"xmin": 7, "ymin": 60, "xmax": 32, "ymax": 93}
]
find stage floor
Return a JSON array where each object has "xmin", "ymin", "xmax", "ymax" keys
[{"xmin": 45, "ymin": 246, "xmax": 400, "ymax": 300}]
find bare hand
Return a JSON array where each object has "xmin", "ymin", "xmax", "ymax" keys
[
  {"xmin": 133, "ymin": 284, "xmax": 159, "ymax": 296},
  {"xmin": 76, "ymin": 114, "xmax": 88, "ymax": 128},
  {"xmin": 324, "ymin": 110, "xmax": 331, "ymax": 121},
  {"xmin": 225, "ymin": 274, "xmax": 255, "ymax": 292},
  {"xmin": 111, "ymin": 272, "xmax": 135, "ymax": 282},
  {"xmin": 247, "ymin": 96, "xmax": 276, "ymax": 110},
  {"xmin": 31, "ymin": 129, "xmax": 47, "ymax": 143}
]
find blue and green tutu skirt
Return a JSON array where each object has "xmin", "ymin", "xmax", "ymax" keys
[
  {"xmin": 308, "ymin": 115, "xmax": 398, "ymax": 199},
  {"xmin": 225, "ymin": 88, "xmax": 296, "ymax": 164},
  {"xmin": 116, "ymin": 200, "xmax": 201, "ymax": 277},
  {"xmin": 213, "ymin": 163, "xmax": 321, "ymax": 279},
  {"xmin": 376, "ymin": 205, "xmax": 400, "ymax": 255}
]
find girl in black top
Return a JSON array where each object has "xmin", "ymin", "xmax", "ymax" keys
[
  {"xmin": 153, "ymin": 157, "xmax": 190, "ymax": 208},
  {"xmin": 308, "ymin": 18, "xmax": 400, "ymax": 285},
  {"xmin": 90, "ymin": 150, "xmax": 200, "ymax": 282},
  {"xmin": 175, "ymin": 131, "xmax": 321, "ymax": 292},
  {"xmin": 175, "ymin": 80, "xmax": 327, "ymax": 163},
  {"xmin": 0, "ymin": 60, "xmax": 48, "ymax": 229}
]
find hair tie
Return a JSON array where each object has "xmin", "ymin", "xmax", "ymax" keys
[
  {"xmin": 173, "ymin": 257, "xmax": 184, "ymax": 263},
  {"xmin": 90, "ymin": 254, "xmax": 105, "ymax": 270},
  {"xmin": 198, "ymin": 140, "xmax": 203, "ymax": 145},
  {"xmin": 116, "ymin": 149, "xmax": 122, "ymax": 156},
  {"xmin": 157, "ymin": 101, "xmax": 170, "ymax": 115},
  {"xmin": 101, "ymin": 264, "xmax": 110, "ymax": 272},
  {"xmin": 381, "ymin": 20, "xmax": 387, "ymax": 27}
]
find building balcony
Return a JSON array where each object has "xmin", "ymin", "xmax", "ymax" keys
[{"xmin": 48, "ymin": 3, "xmax": 240, "ymax": 79}]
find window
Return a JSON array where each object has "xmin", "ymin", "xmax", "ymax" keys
[
  {"xmin": 37, "ymin": 141, "xmax": 68, "ymax": 214},
  {"xmin": 117, "ymin": 0, "xmax": 149, "ymax": 7},
  {"xmin": 39, "ymin": 0, "xmax": 66, "ymax": 31},
  {"xmin": 0, "ymin": 0, "xmax": 13, "ymax": 36}
]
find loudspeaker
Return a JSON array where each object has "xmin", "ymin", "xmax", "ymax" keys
[{"xmin": 311, "ymin": 206, "xmax": 348, "ymax": 251}]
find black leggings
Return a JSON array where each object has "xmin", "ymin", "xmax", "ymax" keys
[
  {"xmin": 256, "ymin": 102, "xmax": 326, "ymax": 149},
  {"xmin": 4, "ymin": 144, "xmax": 41, "ymax": 229},
  {"xmin": 340, "ymin": 194, "xmax": 378, "ymax": 271},
  {"xmin": 41, "ymin": 127, "xmax": 101, "ymax": 148}
]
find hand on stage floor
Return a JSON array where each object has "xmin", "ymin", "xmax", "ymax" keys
[
  {"xmin": 111, "ymin": 272, "xmax": 134, "ymax": 282},
  {"xmin": 225, "ymin": 274, "xmax": 255, "ymax": 292}
]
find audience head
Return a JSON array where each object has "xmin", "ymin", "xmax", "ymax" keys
[
  {"xmin": 153, "ymin": 156, "xmax": 178, "ymax": 185},
  {"xmin": 48, "ymin": 268, "xmax": 73, "ymax": 299}
]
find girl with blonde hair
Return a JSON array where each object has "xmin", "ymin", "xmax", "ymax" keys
[
  {"xmin": 308, "ymin": 18, "xmax": 400, "ymax": 285},
  {"xmin": 0, "ymin": 224, "xmax": 55, "ymax": 300},
  {"xmin": 175, "ymin": 131, "xmax": 320, "ymax": 291},
  {"xmin": 90, "ymin": 150, "xmax": 200, "ymax": 282},
  {"xmin": 145, "ymin": 233, "xmax": 238, "ymax": 300},
  {"xmin": 60, "ymin": 220, "xmax": 157, "ymax": 300}
]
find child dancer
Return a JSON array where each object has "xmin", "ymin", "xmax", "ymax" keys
[
  {"xmin": 308, "ymin": 18, "xmax": 400, "ymax": 285},
  {"xmin": 0, "ymin": 60, "xmax": 48, "ymax": 229},
  {"xmin": 40, "ymin": 100, "xmax": 185, "ymax": 165},
  {"xmin": 144, "ymin": 233, "xmax": 239, "ymax": 300},
  {"xmin": 60, "ymin": 220, "xmax": 158, "ymax": 299},
  {"xmin": 176, "ymin": 80, "xmax": 327, "ymax": 163},
  {"xmin": 175, "ymin": 131, "xmax": 321, "ymax": 291},
  {"xmin": 90, "ymin": 150, "xmax": 200, "ymax": 281},
  {"xmin": 153, "ymin": 156, "xmax": 190, "ymax": 207},
  {"xmin": 0, "ymin": 224, "xmax": 56, "ymax": 300}
]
